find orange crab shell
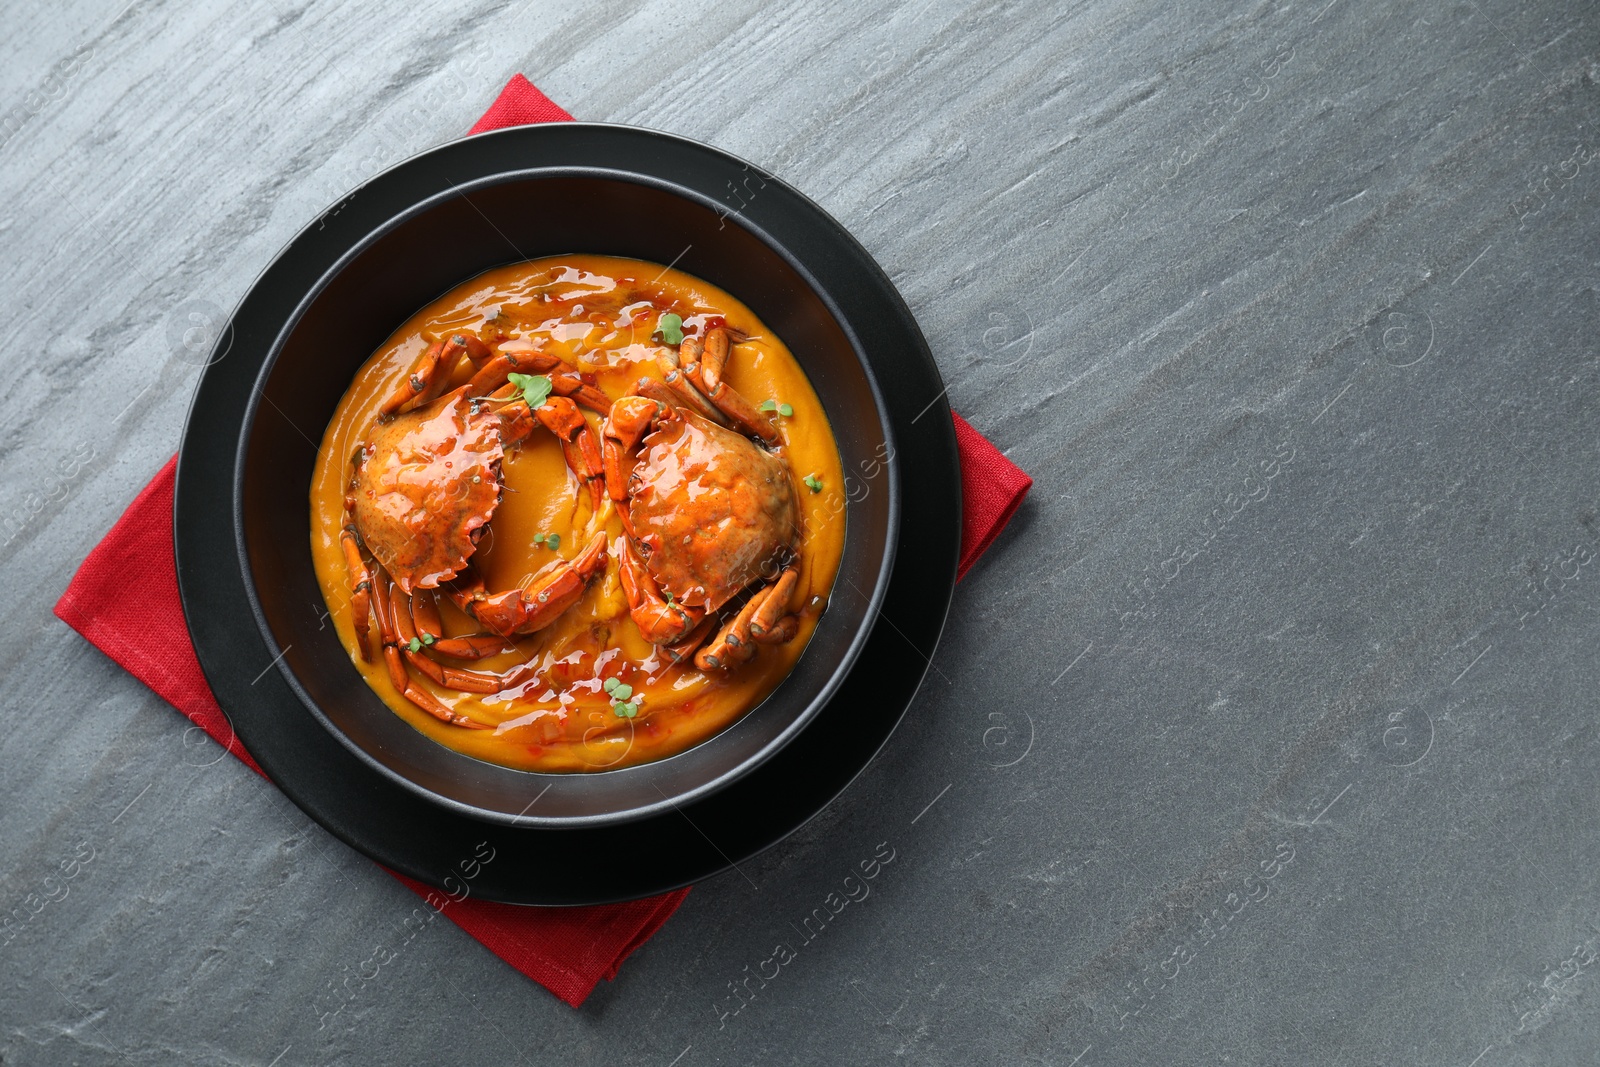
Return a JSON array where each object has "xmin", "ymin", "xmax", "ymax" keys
[
  {"xmin": 351, "ymin": 392, "xmax": 506, "ymax": 594},
  {"xmin": 628, "ymin": 409, "xmax": 799, "ymax": 612}
]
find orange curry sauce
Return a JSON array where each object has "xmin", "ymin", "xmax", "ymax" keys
[{"xmin": 310, "ymin": 256, "xmax": 846, "ymax": 771}]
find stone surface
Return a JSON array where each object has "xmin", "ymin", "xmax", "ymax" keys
[{"xmin": 3, "ymin": 0, "xmax": 1599, "ymax": 1063}]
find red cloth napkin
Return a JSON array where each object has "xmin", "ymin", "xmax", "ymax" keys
[
  {"xmin": 53, "ymin": 75, "xmax": 1032, "ymax": 1008},
  {"xmin": 951, "ymin": 412, "xmax": 1031, "ymax": 578}
]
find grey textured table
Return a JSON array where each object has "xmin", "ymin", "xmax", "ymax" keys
[{"xmin": 3, "ymin": 0, "xmax": 1598, "ymax": 1063}]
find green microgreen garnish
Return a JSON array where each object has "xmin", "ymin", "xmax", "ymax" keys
[
  {"xmin": 759, "ymin": 399, "xmax": 776, "ymax": 412},
  {"xmin": 779, "ymin": 403, "xmax": 794, "ymax": 417},
  {"xmin": 531, "ymin": 532, "xmax": 561, "ymax": 551},
  {"xmin": 406, "ymin": 637, "xmax": 423, "ymax": 653},
  {"xmin": 603, "ymin": 676, "xmax": 638, "ymax": 717},
  {"xmin": 506, "ymin": 372, "xmax": 553, "ymax": 409},
  {"xmin": 656, "ymin": 313, "xmax": 685, "ymax": 346},
  {"xmin": 759, "ymin": 399, "xmax": 794, "ymax": 417},
  {"xmin": 421, "ymin": 633, "xmax": 435, "ymax": 645},
  {"xmin": 803, "ymin": 474, "xmax": 823, "ymax": 493}
]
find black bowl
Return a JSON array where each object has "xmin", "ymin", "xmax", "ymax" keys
[{"xmin": 235, "ymin": 126, "xmax": 899, "ymax": 827}]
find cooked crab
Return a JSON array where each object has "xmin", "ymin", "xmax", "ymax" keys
[
  {"xmin": 603, "ymin": 326, "xmax": 802, "ymax": 670},
  {"xmin": 339, "ymin": 338, "xmax": 610, "ymax": 723}
]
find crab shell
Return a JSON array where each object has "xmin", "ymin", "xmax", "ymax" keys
[
  {"xmin": 629, "ymin": 409, "xmax": 799, "ymax": 612},
  {"xmin": 351, "ymin": 392, "xmax": 505, "ymax": 594}
]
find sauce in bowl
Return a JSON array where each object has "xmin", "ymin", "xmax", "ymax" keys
[{"xmin": 309, "ymin": 255, "xmax": 846, "ymax": 772}]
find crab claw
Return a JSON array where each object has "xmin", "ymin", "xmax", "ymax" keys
[
  {"xmin": 602, "ymin": 395, "xmax": 666, "ymax": 506},
  {"xmin": 530, "ymin": 397, "xmax": 606, "ymax": 510},
  {"xmin": 606, "ymin": 395, "xmax": 664, "ymax": 452},
  {"xmin": 490, "ymin": 394, "xmax": 606, "ymax": 511},
  {"xmin": 618, "ymin": 538, "xmax": 704, "ymax": 644},
  {"xmin": 457, "ymin": 531, "xmax": 610, "ymax": 639}
]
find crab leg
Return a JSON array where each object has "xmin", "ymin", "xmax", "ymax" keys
[
  {"xmin": 391, "ymin": 588, "xmax": 514, "ymax": 694},
  {"xmin": 672, "ymin": 328, "xmax": 779, "ymax": 445},
  {"xmin": 654, "ymin": 344, "xmax": 731, "ymax": 428},
  {"xmin": 631, "ymin": 376, "xmax": 728, "ymax": 442},
  {"xmin": 631, "ymin": 377, "xmax": 690, "ymax": 418},
  {"xmin": 694, "ymin": 589, "xmax": 768, "ymax": 671},
  {"xmin": 695, "ymin": 326, "xmax": 733, "ymax": 391},
  {"xmin": 407, "ymin": 583, "xmax": 535, "ymax": 672},
  {"xmin": 684, "ymin": 361, "xmax": 780, "ymax": 446},
  {"xmin": 380, "ymin": 333, "xmax": 491, "ymax": 416},
  {"xmin": 441, "ymin": 567, "xmax": 483, "ymax": 625},
  {"xmin": 752, "ymin": 613, "xmax": 799, "ymax": 645},
  {"xmin": 659, "ymin": 366, "xmax": 732, "ymax": 428},
  {"xmin": 339, "ymin": 528, "xmax": 374, "ymax": 662},
  {"xmin": 380, "ymin": 338, "xmax": 445, "ymax": 416},
  {"xmin": 697, "ymin": 560, "xmax": 800, "ymax": 670},
  {"xmin": 662, "ymin": 615, "xmax": 716, "ymax": 666},
  {"xmin": 465, "ymin": 341, "xmax": 560, "ymax": 389},
  {"xmin": 370, "ymin": 570, "xmax": 488, "ymax": 728},
  {"xmin": 550, "ymin": 374, "xmax": 613, "ymax": 415},
  {"xmin": 429, "ymin": 634, "xmax": 517, "ymax": 660},
  {"xmin": 601, "ymin": 398, "xmax": 654, "ymax": 537},
  {"xmin": 619, "ymin": 539, "xmax": 705, "ymax": 644},
  {"xmin": 468, "ymin": 341, "xmax": 611, "ymax": 413},
  {"xmin": 458, "ymin": 531, "xmax": 610, "ymax": 639},
  {"xmin": 409, "ymin": 586, "xmax": 444, "ymax": 641},
  {"xmin": 748, "ymin": 565, "xmax": 800, "ymax": 643}
]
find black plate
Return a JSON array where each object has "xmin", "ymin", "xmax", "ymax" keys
[{"xmin": 175, "ymin": 123, "xmax": 959, "ymax": 904}]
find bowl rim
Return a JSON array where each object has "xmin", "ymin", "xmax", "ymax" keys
[{"xmin": 229, "ymin": 124, "xmax": 901, "ymax": 827}]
